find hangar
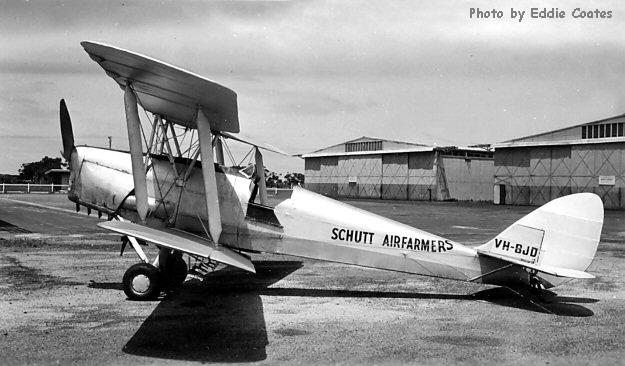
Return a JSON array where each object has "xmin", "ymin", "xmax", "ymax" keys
[
  {"xmin": 494, "ymin": 115, "xmax": 625, "ymax": 209},
  {"xmin": 302, "ymin": 137, "xmax": 493, "ymax": 201}
]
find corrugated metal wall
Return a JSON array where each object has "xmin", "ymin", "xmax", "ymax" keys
[
  {"xmin": 495, "ymin": 142, "xmax": 625, "ymax": 209},
  {"xmin": 337, "ymin": 155, "xmax": 382, "ymax": 198},
  {"xmin": 408, "ymin": 152, "xmax": 437, "ymax": 200},
  {"xmin": 304, "ymin": 156, "xmax": 339, "ymax": 196},
  {"xmin": 305, "ymin": 151, "xmax": 493, "ymax": 201},
  {"xmin": 381, "ymin": 153, "xmax": 409, "ymax": 199},
  {"xmin": 442, "ymin": 157, "xmax": 495, "ymax": 201}
]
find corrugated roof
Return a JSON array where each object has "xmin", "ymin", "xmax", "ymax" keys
[
  {"xmin": 303, "ymin": 136, "xmax": 429, "ymax": 156},
  {"xmin": 494, "ymin": 136, "xmax": 625, "ymax": 148},
  {"xmin": 497, "ymin": 113, "xmax": 625, "ymax": 147},
  {"xmin": 302, "ymin": 146, "xmax": 435, "ymax": 158},
  {"xmin": 302, "ymin": 140, "xmax": 491, "ymax": 158}
]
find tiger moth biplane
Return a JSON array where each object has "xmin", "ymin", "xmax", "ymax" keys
[{"xmin": 60, "ymin": 41, "xmax": 604, "ymax": 304}]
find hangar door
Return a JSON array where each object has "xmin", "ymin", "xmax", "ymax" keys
[
  {"xmin": 304, "ymin": 156, "xmax": 339, "ymax": 197},
  {"xmin": 381, "ymin": 153, "xmax": 409, "ymax": 200},
  {"xmin": 337, "ymin": 155, "xmax": 382, "ymax": 198}
]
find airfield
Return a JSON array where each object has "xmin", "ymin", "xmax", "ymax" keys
[{"xmin": 0, "ymin": 193, "xmax": 624, "ymax": 365}]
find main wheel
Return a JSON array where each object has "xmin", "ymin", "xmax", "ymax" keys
[
  {"xmin": 123, "ymin": 263, "xmax": 161, "ymax": 300},
  {"xmin": 160, "ymin": 253, "xmax": 188, "ymax": 290}
]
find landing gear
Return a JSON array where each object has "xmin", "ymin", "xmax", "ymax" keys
[
  {"xmin": 122, "ymin": 251, "xmax": 188, "ymax": 300},
  {"xmin": 123, "ymin": 263, "xmax": 161, "ymax": 300},
  {"xmin": 529, "ymin": 273, "xmax": 555, "ymax": 304},
  {"xmin": 160, "ymin": 252, "xmax": 188, "ymax": 291},
  {"xmin": 529, "ymin": 274, "xmax": 543, "ymax": 291},
  {"xmin": 120, "ymin": 248, "xmax": 190, "ymax": 301}
]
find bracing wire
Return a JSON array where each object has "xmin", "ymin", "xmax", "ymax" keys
[
  {"xmin": 221, "ymin": 137, "xmax": 237, "ymax": 166},
  {"xmin": 237, "ymin": 147, "xmax": 254, "ymax": 168},
  {"xmin": 131, "ymin": 86, "xmax": 172, "ymax": 220}
]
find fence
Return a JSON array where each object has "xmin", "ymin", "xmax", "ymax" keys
[
  {"xmin": 1, "ymin": 184, "xmax": 291, "ymax": 195},
  {"xmin": 0, "ymin": 183, "xmax": 70, "ymax": 194},
  {"xmin": 1, "ymin": 184, "xmax": 293, "ymax": 197}
]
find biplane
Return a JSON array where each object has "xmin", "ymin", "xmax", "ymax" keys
[{"xmin": 60, "ymin": 41, "xmax": 604, "ymax": 304}]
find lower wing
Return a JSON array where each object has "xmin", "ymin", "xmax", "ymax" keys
[{"xmin": 98, "ymin": 220, "xmax": 255, "ymax": 273}]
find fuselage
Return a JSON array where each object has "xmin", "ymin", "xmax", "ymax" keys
[{"xmin": 68, "ymin": 146, "xmax": 516, "ymax": 285}]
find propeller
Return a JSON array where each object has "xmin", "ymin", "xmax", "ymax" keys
[{"xmin": 59, "ymin": 99, "xmax": 75, "ymax": 160}]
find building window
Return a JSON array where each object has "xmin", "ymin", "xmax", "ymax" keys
[
  {"xmin": 582, "ymin": 122, "xmax": 625, "ymax": 139},
  {"xmin": 345, "ymin": 140, "xmax": 382, "ymax": 152},
  {"xmin": 599, "ymin": 124, "xmax": 605, "ymax": 138}
]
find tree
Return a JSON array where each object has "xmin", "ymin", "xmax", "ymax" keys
[
  {"xmin": 284, "ymin": 172, "xmax": 304, "ymax": 187},
  {"xmin": 265, "ymin": 171, "xmax": 283, "ymax": 188},
  {"xmin": 0, "ymin": 174, "xmax": 20, "ymax": 184},
  {"xmin": 18, "ymin": 156, "xmax": 64, "ymax": 183},
  {"xmin": 264, "ymin": 171, "xmax": 304, "ymax": 188}
]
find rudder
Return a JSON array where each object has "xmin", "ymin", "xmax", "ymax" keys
[{"xmin": 476, "ymin": 193, "xmax": 603, "ymax": 278}]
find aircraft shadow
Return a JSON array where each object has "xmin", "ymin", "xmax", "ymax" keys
[
  {"xmin": 89, "ymin": 262, "xmax": 596, "ymax": 363},
  {"xmin": 259, "ymin": 287, "xmax": 596, "ymax": 317},
  {"xmin": 121, "ymin": 260, "xmax": 303, "ymax": 363},
  {"xmin": 472, "ymin": 287, "xmax": 597, "ymax": 317},
  {"xmin": 88, "ymin": 281, "xmax": 122, "ymax": 290},
  {"xmin": 260, "ymin": 287, "xmax": 471, "ymax": 300}
]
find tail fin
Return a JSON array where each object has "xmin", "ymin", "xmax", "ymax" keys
[{"xmin": 476, "ymin": 193, "xmax": 603, "ymax": 280}]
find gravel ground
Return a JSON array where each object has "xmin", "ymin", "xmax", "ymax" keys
[{"xmin": 0, "ymin": 193, "xmax": 624, "ymax": 365}]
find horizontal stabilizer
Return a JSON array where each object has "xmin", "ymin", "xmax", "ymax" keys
[
  {"xmin": 477, "ymin": 249, "xmax": 594, "ymax": 279},
  {"xmin": 98, "ymin": 221, "xmax": 255, "ymax": 273}
]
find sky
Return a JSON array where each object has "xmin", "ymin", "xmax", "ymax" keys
[{"xmin": 2, "ymin": 0, "xmax": 625, "ymax": 174}]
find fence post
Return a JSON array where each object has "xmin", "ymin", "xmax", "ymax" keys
[
  {"xmin": 1, "ymin": 183, "xmax": 4, "ymax": 194},
  {"xmin": 51, "ymin": 183, "xmax": 54, "ymax": 193},
  {"xmin": 27, "ymin": 183, "xmax": 30, "ymax": 193}
]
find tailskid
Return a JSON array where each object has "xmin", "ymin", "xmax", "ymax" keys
[{"xmin": 504, "ymin": 286, "xmax": 558, "ymax": 314}]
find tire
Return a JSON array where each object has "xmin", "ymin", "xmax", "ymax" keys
[
  {"xmin": 160, "ymin": 253, "xmax": 188, "ymax": 290},
  {"xmin": 123, "ymin": 263, "xmax": 161, "ymax": 300}
]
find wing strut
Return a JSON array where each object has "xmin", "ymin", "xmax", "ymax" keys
[
  {"xmin": 214, "ymin": 136, "xmax": 225, "ymax": 165},
  {"xmin": 124, "ymin": 85, "xmax": 149, "ymax": 223},
  {"xmin": 254, "ymin": 147, "xmax": 268, "ymax": 205},
  {"xmin": 195, "ymin": 108, "xmax": 222, "ymax": 243}
]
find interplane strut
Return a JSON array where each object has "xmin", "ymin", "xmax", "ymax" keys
[
  {"xmin": 123, "ymin": 85, "xmax": 149, "ymax": 223},
  {"xmin": 195, "ymin": 108, "xmax": 222, "ymax": 243}
]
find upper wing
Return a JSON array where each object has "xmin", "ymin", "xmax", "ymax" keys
[
  {"xmin": 81, "ymin": 41, "xmax": 239, "ymax": 133},
  {"xmin": 98, "ymin": 220, "xmax": 255, "ymax": 273}
]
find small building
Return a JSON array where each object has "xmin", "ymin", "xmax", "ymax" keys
[
  {"xmin": 302, "ymin": 137, "xmax": 494, "ymax": 201},
  {"xmin": 44, "ymin": 169, "xmax": 70, "ymax": 188},
  {"xmin": 494, "ymin": 115, "xmax": 625, "ymax": 209}
]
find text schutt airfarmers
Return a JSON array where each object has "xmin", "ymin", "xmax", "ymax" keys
[{"xmin": 470, "ymin": 7, "xmax": 612, "ymax": 22}]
